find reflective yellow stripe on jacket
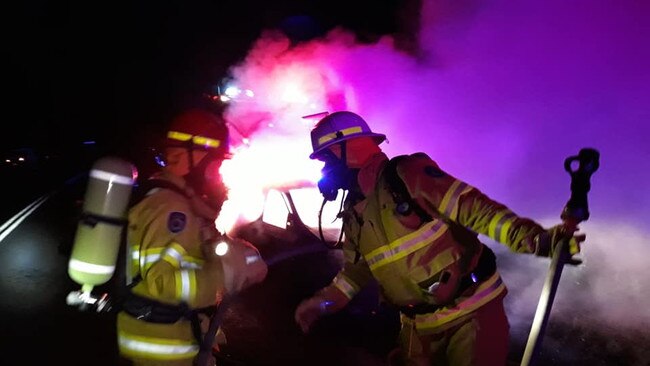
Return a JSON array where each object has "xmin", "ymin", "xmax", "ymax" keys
[
  {"xmin": 130, "ymin": 243, "xmax": 204, "ymax": 302},
  {"xmin": 488, "ymin": 210, "xmax": 518, "ymax": 244},
  {"xmin": 118, "ymin": 331, "xmax": 199, "ymax": 361},
  {"xmin": 439, "ymin": 179, "xmax": 473, "ymax": 221},
  {"xmin": 412, "ymin": 272, "xmax": 506, "ymax": 332},
  {"xmin": 365, "ymin": 219, "xmax": 448, "ymax": 271}
]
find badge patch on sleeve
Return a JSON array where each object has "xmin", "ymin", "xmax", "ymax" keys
[
  {"xmin": 168, "ymin": 212, "xmax": 187, "ymax": 233},
  {"xmin": 425, "ymin": 166, "xmax": 445, "ymax": 178}
]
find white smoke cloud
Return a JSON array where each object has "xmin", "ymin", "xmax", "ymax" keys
[{"xmin": 495, "ymin": 219, "xmax": 650, "ymax": 326}]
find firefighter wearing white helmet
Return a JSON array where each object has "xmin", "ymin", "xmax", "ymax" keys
[
  {"xmin": 117, "ymin": 108, "xmax": 268, "ymax": 366},
  {"xmin": 295, "ymin": 111, "xmax": 586, "ymax": 365}
]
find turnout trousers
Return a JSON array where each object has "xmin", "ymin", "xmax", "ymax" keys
[{"xmin": 396, "ymin": 294, "xmax": 510, "ymax": 366}]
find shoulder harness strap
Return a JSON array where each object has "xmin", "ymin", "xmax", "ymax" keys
[
  {"xmin": 384, "ymin": 154, "xmax": 495, "ymax": 301},
  {"xmin": 130, "ymin": 178, "xmax": 190, "ymax": 206},
  {"xmin": 384, "ymin": 153, "xmax": 482, "ymax": 244},
  {"xmin": 383, "ymin": 154, "xmax": 433, "ymax": 223},
  {"xmin": 125, "ymin": 178, "xmax": 191, "ymax": 287}
]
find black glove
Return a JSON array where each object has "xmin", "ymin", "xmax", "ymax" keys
[{"xmin": 534, "ymin": 224, "xmax": 586, "ymax": 265}]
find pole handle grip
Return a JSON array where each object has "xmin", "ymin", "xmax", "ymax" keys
[{"xmin": 562, "ymin": 148, "xmax": 600, "ymax": 222}]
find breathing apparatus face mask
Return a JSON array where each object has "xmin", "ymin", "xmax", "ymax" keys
[
  {"xmin": 184, "ymin": 150, "xmax": 228, "ymax": 212},
  {"xmin": 315, "ymin": 144, "xmax": 360, "ymax": 250},
  {"xmin": 317, "ymin": 148, "xmax": 359, "ymax": 202}
]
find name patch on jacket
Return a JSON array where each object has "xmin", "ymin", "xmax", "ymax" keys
[{"xmin": 168, "ymin": 212, "xmax": 187, "ymax": 233}]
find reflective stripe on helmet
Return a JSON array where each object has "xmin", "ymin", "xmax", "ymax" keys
[
  {"xmin": 309, "ymin": 111, "xmax": 386, "ymax": 159},
  {"xmin": 316, "ymin": 126, "xmax": 363, "ymax": 147},
  {"xmin": 167, "ymin": 131, "xmax": 221, "ymax": 149}
]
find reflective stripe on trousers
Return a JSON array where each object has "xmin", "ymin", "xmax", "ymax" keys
[
  {"xmin": 118, "ymin": 331, "xmax": 199, "ymax": 362},
  {"xmin": 413, "ymin": 273, "xmax": 506, "ymax": 332},
  {"xmin": 396, "ymin": 291, "xmax": 509, "ymax": 366}
]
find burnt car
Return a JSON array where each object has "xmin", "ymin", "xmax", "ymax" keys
[{"xmin": 214, "ymin": 187, "xmax": 401, "ymax": 366}]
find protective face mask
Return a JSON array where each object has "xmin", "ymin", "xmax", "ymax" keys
[{"xmin": 318, "ymin": 158, "xmax": 359, "ymax": 202}]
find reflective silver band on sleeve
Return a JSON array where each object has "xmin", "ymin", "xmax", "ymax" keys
[{"xmin": 332, "ymin": 274, "xmax": 359, "ymax": 299}]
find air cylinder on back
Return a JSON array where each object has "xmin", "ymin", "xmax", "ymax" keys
[{"xmin": 67, "ymin": 156, "xmax": 137, "ymax": 297}]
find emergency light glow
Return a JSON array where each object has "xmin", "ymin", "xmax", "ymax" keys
[{"xmin": 224, "ymin": 86, "xmax": 241, "ymax": 98}]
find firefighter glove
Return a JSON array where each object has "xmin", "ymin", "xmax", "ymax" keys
[
  {"xmin": 534, "ymin": 224, "xmax": 586, "ymax": 265},
  {"xmin": 219, "ymin": 237, "xmax": 268, "ymax": 293},
  {"xmin": 294, "ymin": 286, "xmax": 350, "ymax": 333}
]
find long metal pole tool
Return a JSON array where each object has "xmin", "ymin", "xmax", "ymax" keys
[{"xmin": 521, "ymin": 148, "xmax": 599, "ymax": 366}]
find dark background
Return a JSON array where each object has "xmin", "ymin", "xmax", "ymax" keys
[{"xmin": 3, "ymin": 0, "xmax": 412, "ymax": 161}]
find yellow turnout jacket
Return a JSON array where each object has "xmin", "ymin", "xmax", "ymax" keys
[
  {"xmin": 330, "ymin": 152, "xmax": 545, "ymax": 334},
  {"xmin": 117, "ymin": 172, "xmax": 225, "ymax": 362}
]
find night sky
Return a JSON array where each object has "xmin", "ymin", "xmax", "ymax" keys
[{"xmin": 4, "ymin": 0, "xmax": 405, "ymax": 154}]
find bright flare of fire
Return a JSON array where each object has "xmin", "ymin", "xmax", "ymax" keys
[
  {"xmin": 214, "ymin": 136, "xmax": 325, "ymax": 234},
  {"xmin": 215, "ymin": 35, "xmax": 354, "ymax": 236}
]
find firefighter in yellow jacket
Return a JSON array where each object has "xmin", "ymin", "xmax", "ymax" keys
[
  {"xmin": 295, "ymin": 111, "xmax": 586, "ymax": 366},
  {"xmin": 117, "ymin": 108, "xmax": 268, "ymax": 365}
]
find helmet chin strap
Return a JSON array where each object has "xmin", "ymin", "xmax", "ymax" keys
[
  {"xmin": 340, "ymin": 133, "xmax": 347, "ymax": 166},
  {"xmin": 187, "ymin": 145, "xmax": 195, "ymax": 170},
  {"xmin": 183, "ymin": 143, "xmax": 200, "ymax": 187}
]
